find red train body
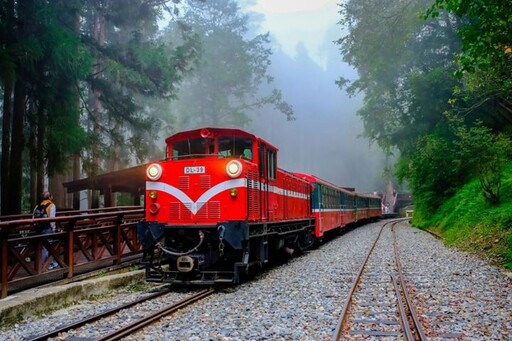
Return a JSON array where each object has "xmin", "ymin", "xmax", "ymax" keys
[{"xmin": 139, "ymin": 127, "xmax": 381, "ymax": 285}]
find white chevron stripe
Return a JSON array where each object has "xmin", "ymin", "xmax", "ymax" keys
[
  {"xmin": 147, "ymin": 179, "xmax": 309, "ymax": 215},
  {"xmin": 147, "ymin": 179, "xmax": 246, "ymax": 214}
]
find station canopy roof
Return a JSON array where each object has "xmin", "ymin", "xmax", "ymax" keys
[{"xmin": 63, "ymin": 165, "xmax": 146, "ymax": 194}]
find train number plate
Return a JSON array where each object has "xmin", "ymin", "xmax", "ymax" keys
[{"xmin": 184, "ymin": 166, "xmax": 205, "ymax": 174}]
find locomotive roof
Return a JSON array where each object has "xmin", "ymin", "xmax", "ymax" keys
[{"xmin": 165, "ymin": 127, "xmax": 279, "ymax": 151}]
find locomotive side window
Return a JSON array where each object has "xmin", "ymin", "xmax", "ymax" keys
[
  {"xmin": 172, "ymin": 138, "xmax": 213, "ymax": 159},
  {"xmin": 267, "ymin": 149, "xmax": 276, "ymax": 179}
]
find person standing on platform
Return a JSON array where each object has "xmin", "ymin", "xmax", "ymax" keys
[{"xmin": 33, "ymin": 191, "xmax": 58, "ymax": 270}]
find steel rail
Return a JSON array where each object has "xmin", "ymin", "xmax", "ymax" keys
[
  {"xmin": 391, "ymin": 274, "xmax": 415, "ymax": 341},
  {"xmin": 26, "ymin": 287, "xmax": 173, "ymax": 341},
  {"xmin": 96, "ymin": 287, "xmax": 216, "ymax": 341},
  {"xmin": 392, "ymin": 222, "xmax": 428, "ymax": 340},
  {"xmin": 331, "ymin": 220, "xmax": 391, "ymax": 340}
]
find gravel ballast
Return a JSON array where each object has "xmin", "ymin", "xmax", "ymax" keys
[{"xmin": 0, "ymin": 220, "xmax": 510, "ymax": 340}]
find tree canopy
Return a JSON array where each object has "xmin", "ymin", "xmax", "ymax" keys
[
  {"xmin": 0, "ymin": 0, "xmax": 293, "ymax": 213},
  {"xmin": 337, "ymin": 0, "xmax": 512, "ymax": 218},
  {"xmin": 0, "ymin": 0, "xmax": 199, "ymax": 213},
  {"xmin": 164, "ymin": 0, "xmax": 293, "ymax": 129}
]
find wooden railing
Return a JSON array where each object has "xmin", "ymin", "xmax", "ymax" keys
[{"xmin": 0, "ymin": 206, "xmax": 145, "ymax": 298}]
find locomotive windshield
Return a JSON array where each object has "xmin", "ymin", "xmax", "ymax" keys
[
  {"xmin": 170, "ymin": 135, "xmax": 253, "ymax": 160},
  {"xmin": 172, "ymin": 137, "xmax": 214, "ymax": 159}
]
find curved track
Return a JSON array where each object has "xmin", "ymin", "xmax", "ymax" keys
[{"xmin": 332, "ymin": 219, "xmax": 427, "ymax": 340}]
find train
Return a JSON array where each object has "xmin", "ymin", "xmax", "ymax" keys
[{"xmin": 137, "ymin": 127, "xmax": 382, "ymax": 285}]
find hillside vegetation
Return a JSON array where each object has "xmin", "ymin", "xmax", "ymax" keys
[
  {"xmin": 337, "ymin": 0, "xmax": 511, "ymax": 271},
  {"xmin": 413, "ymin": 163, "xmax": 512, "ymax": 270}
]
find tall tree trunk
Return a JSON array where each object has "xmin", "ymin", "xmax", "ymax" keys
[
  {"xmin": 49, "ymin": 176, "xmax": 67, "ymax": 209},
  {"xmin": 72, "ymin": 156, "xmax": 81, "ymax": 209},
  {"xmin": 1, "ymin": 81, "xmax": 13, "ymax": 215},
  {"xmin": 72, "ymin": 4, "xmax": 82, "ymax": 210},
  {"xmin": 89, "ymin": 10, "xmax": 105, "ymax": 209},
  {"xmin": 28, "ymin": 100, "xmax": 39, "ymax": 209},
  {"xmin": 1, "ymin": 0, "xmax": 15, "ymax": 215},
  {"xmin": 45, "ymin": 0, "xmax": 83, "ymax": 210},
  {"xmin": 9, "ymin": 80, "xmax": 26, "ymax": 214},
  {"xmin": 27, "ymin": 89, "xmax": 46, "ymax": 208}
]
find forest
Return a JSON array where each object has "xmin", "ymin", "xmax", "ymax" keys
[
  {"xmin": 0, "ymin": 0, "xmax": 293, "ymax": 214},
  {"xmin": 1, "ymin": 1, "xmax": 511, "ymax": 266},
  {"xmin": 338, "ymin": 0, "xmax": 512, "ymax": 268}
]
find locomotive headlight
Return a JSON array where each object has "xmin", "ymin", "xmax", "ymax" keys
[
  {"xmin": 147, "ymin": 163, "xmax": 162, "ymax": 181},
  {"xmin": 149, "ymin": 191, "xmax": 158, "ymax": 199},
  {"xmin": 230, "ymin": 188, "xmax": 238, "ymax": 197},
  {"xmin": 226, "ymin": 160, "xmax": 243, "ymax": 178}
]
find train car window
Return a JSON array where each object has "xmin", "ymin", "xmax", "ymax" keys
[
  {"xmin": 321, "ymin": 185, "xmax": 327, "ymax": 208},
  {"xmin": 346, "ymin": 194, "xmax": 354, "ymax": 209},
  {"xmin": 172, "ymin": 138, "xmax": 212, "ymax": 158}
]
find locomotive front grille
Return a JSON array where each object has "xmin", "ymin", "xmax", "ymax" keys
[
  {"xmin": 196, "ymin": 201, "xmax": 220, "ymax": 219},
  {"xmin": 200, "ymin": 175, "xmax": 211, "ymax": 189},
  {"xmin": 178, "ymin": 176, "xmax": 190, "ymax": 190},
  {"xmin": 170, "ymin": 202, "xmax": 192, "ymax": 220},
  {"xmin": 169, "ymin": 201, "xmax": 220, "ymax": 220}
]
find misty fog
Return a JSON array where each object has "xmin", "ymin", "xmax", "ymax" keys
[
  {"xmin": 164, "ymin": 1, "xmax": 389, "ymax": 194},
  {"xmin": 249, "ymin": 37, "xmax": 387, "ymax": 193}
]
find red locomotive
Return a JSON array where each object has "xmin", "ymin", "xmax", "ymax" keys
[{"xmin": 139, "ymin": 127, "xmax": 381, "ymax": 285}]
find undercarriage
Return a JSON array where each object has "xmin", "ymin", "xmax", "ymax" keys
[{"xmin": 138, "ymin": 219, "xmax": 315, "ymax": 285}]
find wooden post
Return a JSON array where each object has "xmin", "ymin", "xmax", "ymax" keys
[
  {"xmin": 0, "ymin": 227, "xmax": 9, "ymax": 298},
  {"xmin": 65, "ymin": 220, "xmax": 75, "ymax": 278},
  {"xmin": 114, "ymin": 214, "xmax": 122, "ymax": 265},
  {"xmin": 104, "ymin": 185, "xmax": 113, "ymax": 207}
]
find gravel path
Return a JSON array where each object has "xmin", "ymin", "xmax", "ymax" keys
[{"xmin": 1, "ymin": 220, "xmax": 510, "ymax": 340}]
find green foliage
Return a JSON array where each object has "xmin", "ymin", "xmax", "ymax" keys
[
  {"xmin": 81, "ymin": 1, "xmax": 201, "ymax": 170},
  {"xmin": 399, "ymin": 116, "xmax": 512, "ymax": 222},
  {"xmin": 396, "ymin": 127, "xmax": 466, "ymax": 221},
  {"xmin": 427, "ymin": 1, "xmax": 511, "ymax": 80},
  {"xmin": 423, "ymin": 163, "xmax": 512, "ymax": 269},
  {"xmin": 125, "ymin": 281, "xmax": 146, "ymax": 292},
  {"xmin": 452, "ymin": 119, "xmax": 512, "ymax": 204},
  {"xmin": 426, "ymin": 0, "xmax": 512, "ymax": 129},
  {"xmin": 117, "ymin": 192, "xmax": 135, "ymax": 206},
  {"xmin": 338, "ymin": 0, "xmax": 512, "ymax": 233},
  {"xmin": 336, "ymin": 0, "xmax": 461, "ymax": 153},
  {"xmin": 165, "ymin": 0, "xmax": 293, "ymax": 129}
]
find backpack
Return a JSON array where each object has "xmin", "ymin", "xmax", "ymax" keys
[{"xmin": 33, "ymin": 202, "xmax": 51, "ymax": 232}]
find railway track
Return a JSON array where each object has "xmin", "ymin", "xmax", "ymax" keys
[
  {"xmin": 332, "ymin": 219, "xmax": 427, "ymax": 340},
  {"xmin": 26, "ymin": 287, "xmax": 216, "ymax": 341}
]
